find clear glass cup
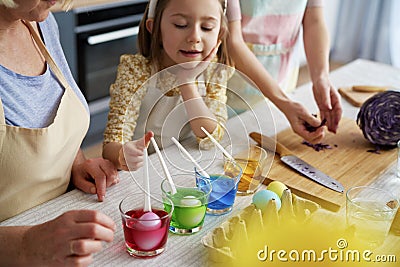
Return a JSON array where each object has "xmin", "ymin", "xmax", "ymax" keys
[
  {"xmin": 119, "ymin": 193, "xmax": 173, "ymax": 257},
  {"xmin": 161, "ymin": 174, "xmax": 211, "ymax": 235},
  {"xmin": 224, "ymin": 144, "xmax": 268, "ymax": 195},
  {"xmin": 346, "ymin": 186, "xmax": 399, "ymax": 247},
  {"xmin": 195, "ymin": 158, "xmax": 242, "ymax": 215}
]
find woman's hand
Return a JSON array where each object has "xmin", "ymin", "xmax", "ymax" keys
[
  {"xmin": 118, "ymin": 131, "xmax": 154, "ymax": 172},
  {"xmin": 312, "ymin": 77, "xmax": 343, "ymax": 133},
  {"xmin": 282, "ymin": 100, "xmax": 326, "ymax": 144},
  {"xmin": 71, "ymin": 156, "xmax": 118, "ymax": 202},
  {"xmin": 22, "ymin": 210, "xmax": 115, "ymax": 267}
]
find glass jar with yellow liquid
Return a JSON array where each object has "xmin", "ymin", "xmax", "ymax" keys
[{"xmin": 224, "ymin": 144, "xmax": 268, "ymax": 195}]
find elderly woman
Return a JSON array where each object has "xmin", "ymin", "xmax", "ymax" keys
[{"xmin": 0, "ymin": 0, "xmax": 123, "ymax": 265}]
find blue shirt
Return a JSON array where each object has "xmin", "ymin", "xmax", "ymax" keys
[{"xmin": 0, "ymin": 13, "xmax": 88, "ymax": 128}]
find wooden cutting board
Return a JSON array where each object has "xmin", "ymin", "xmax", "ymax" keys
[
  {"xmin": 260, "ymin": 117, "xmax": 397, "ymax": 211},
  {"xmin": 338, "ymin": 87, "xmax": 378, "ymax": 107}
]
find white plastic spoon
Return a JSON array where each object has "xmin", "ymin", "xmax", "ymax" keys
[
  {"xmin": 171, "ymin": 137, "xmax": 210, "ymax": 178},
  {"xmin": 139, "ymin": 148, "xmax": 161, "ymax": 230},
  {"xmin": 200, "ymin": 127, "xmax": 238, "ymax": 206},
  {"xmin": 152, "ymin": 138, "xmax": 201, "ymax": 208},
  {"xmin": 150, "ymin": 137, "xmax": 177, "ymax": 195},
  {"xmin": 200, "ymin": 127, "xmax": 235, "ymax": 161},
  {"xmin": 170, "ymin": 137, "xmax": 208, "ymax": 207}
]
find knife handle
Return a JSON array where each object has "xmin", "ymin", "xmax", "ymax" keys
[
  {"xmin": 249, "ymin": 132, "xmax": 292, "ymax": 157},
  {"xmin": 352, "ymin": 85, "xmax": 388, "ymax": 92}
]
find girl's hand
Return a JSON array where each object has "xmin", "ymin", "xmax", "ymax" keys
[
  {"xmin": 71, "ymin": 157, "xmax": 118, "ymax": 202},
  {"xmin": 22, "ymin": 210, "xmax": 115, "ymax": 267},
  {"xmin": 174, "ymin": 40, "xmax": 222, "ymax": 84},
  {"xmin": 204, "ymin": 40, "xmax": 222, "ymax": 62},
  {"xmin": 118, "ymin": 131, "xmax": 154, "ymax": 172}
]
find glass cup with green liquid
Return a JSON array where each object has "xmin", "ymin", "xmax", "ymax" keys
[{"xmin": 161, "ymin": 174, "xmax": 211, "ymax": 235}]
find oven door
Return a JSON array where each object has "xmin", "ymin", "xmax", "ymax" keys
[
  {"xmin": 53, "ymin": 0, "xmax": 148, "ymax": 146},
  {"xmin": 76, "ymin": 14, "xmax": 142, "ymax": 102}
]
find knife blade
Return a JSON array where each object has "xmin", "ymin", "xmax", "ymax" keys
[{"xmin": 249, "ymin": 132, "xmax": 344, "ymax": 193}]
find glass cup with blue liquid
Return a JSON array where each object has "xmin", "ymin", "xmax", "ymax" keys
[{"xmin": 195, "ymin": 158, "xmax": 242, "ymax": 215}]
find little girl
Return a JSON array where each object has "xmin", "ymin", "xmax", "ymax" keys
[{"xmin": 103, "ymin": 0, "xmax": 233, "ymax": 171}]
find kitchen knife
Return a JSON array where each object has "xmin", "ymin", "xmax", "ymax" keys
[{"xmin": 249, "ymin": 132, "xmax": 344, "ymax": 193}]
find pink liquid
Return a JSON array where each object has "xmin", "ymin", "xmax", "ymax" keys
[{"xmin": 122, "ymin": 209, "xmax": 170, "ymax": 254}]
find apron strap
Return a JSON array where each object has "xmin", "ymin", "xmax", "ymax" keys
[
  {"xmin": 0, "ymin": 99, "xmax": 5, "ymax": 124},
  {"xmin": 22, "ymin": 20, "xmax": 71, "ymax": 90}
]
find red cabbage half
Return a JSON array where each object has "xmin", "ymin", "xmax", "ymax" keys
[{"xmin": 356, "ymin": 90, "xmax": 400, "ymax": 148}]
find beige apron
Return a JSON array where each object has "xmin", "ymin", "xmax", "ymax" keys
[
  {"xmin": 0, "ymin": 21, "xmax": 89, "ymax": 221},
  {"xmin": 132, "ymin": 79, "xmax": 193, "ymax": 153}
]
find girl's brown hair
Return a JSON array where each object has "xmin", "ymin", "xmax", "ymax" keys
[{"xmin": 138, "ymin": 0, "xmax": 232, "ymax": 71}]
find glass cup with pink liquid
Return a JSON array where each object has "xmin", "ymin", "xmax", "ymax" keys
[{"xmin": 119, "ymin": 193, "xmax": 174, "ymax": 257}]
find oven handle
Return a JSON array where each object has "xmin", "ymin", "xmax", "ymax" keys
[{"xmin": 87, "ymin": 26, "xmax": 139, "ymax": 45}]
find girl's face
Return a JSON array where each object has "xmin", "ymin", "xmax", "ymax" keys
[
  {"xmin": 159, "ymin": 0, "xmax": 222, "ymax": 68},
  {"xmin": 1, "ymin": 0, "xmax": 58, "ymax": 22}
]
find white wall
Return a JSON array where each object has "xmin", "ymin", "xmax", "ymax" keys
[
  {"xmin": 299, "ymin": 0, "xmax": 341, "ymax": 65},
  {"xmin": 324, "ymin": 0, "xmax": 340, "ymax": 45}
]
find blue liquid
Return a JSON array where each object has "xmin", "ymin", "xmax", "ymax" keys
[{"xmin": 206, "ymin": 175, "xmax": 238, "ymax": 210}]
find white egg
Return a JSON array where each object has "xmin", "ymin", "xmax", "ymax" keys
[
  {"xmin": 136, "ymin": 212, "xmax": 161, "ymax": 231},
  {"xmin": 180, "ymin": 195, "xmax": 202, "ymax": 207}
]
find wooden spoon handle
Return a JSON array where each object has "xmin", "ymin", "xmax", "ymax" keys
[{"xmin": 352, "ymin": 85, "xmax": 388, "ymax": 93}]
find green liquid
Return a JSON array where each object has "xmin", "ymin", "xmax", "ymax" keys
[{"xmin": 164, "ymin": 188, "xmax": 207, "ymax": 229}]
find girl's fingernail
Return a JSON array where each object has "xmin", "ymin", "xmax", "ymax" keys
[{"xmin": 90, "ymin": 187, "xmax": 96, "ymax": 194}]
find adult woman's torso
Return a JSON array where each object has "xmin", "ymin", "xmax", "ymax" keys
[
  {"xmin": 227, "ymin": 0, "xmax": 322, "ymax": 91},
  {"xmin": 0, "ymin": 14, "xmax": 89, "ymax": 221}
]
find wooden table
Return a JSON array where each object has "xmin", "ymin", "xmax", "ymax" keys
[{"xmin": 1, "ymin": 59, "xmax": 399, "ymax": 266}]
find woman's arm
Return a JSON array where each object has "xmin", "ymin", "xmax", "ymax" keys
[
  {"xmin": 0, "ymin": 225, "xmax": 29, "ymax": 266},
  {"xmin": 0, "ymin": 210, "xmax": 115, "ymax": 266},
  {"xmin": 227, "ymin": 21, "xmax": 291, "ymax": 108},
  {"xmin": 227, "ymin": 20, "xmax": 325, "ymax": 143},
  {"xmin": 303, "ymin": 7, "xmax": 342, "ymax": 133}
]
